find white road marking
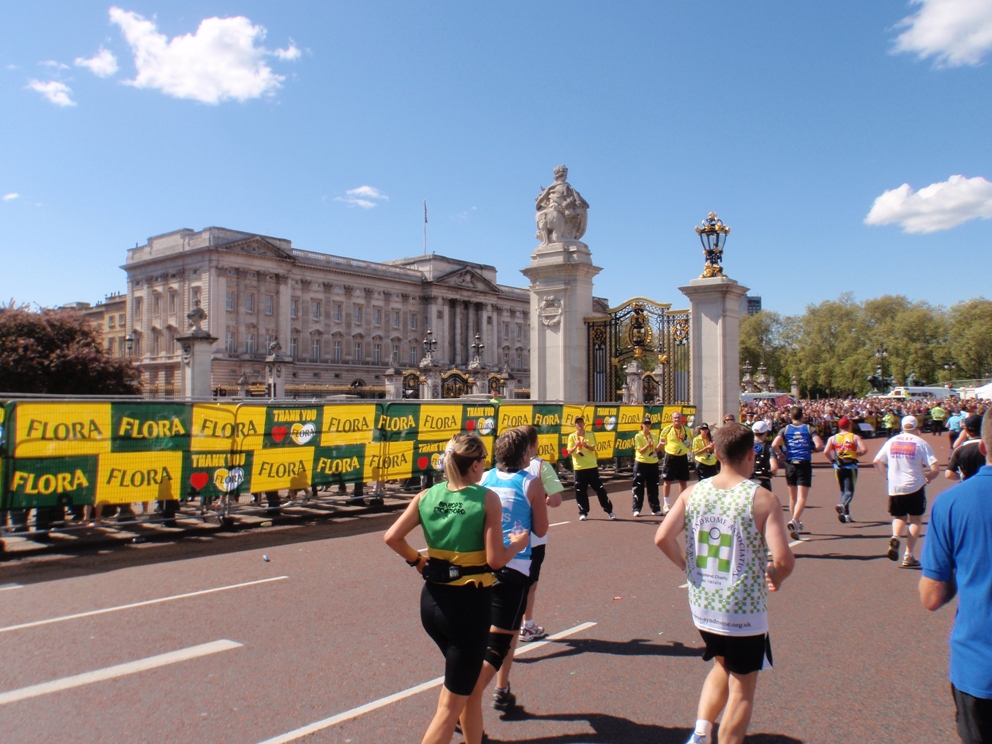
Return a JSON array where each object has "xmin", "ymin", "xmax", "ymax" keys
[
  {"xmin": 678, "ymin": 583, "xmax": 689, "ymax": 589},
  {"xmin": 0, "ymin": 584, "xmax": 23, "ymax": 592},
  {"xmin": 549, "ymin": 521, "xmax": 570, "ymax": 527},
  {"xmin": 256, "ymin": 621, "xmax": 598, "ymax": 744},
  {"xmin": 789, "ymin": 539, "xmax": 803, "ymax": 547},
  {"xmin": 0, "ymin": 576, "xmax": 288, "ymax": 635},
  {"xmin": 0, "ymin": 640, "xmax": 242, "ymax": 705}
]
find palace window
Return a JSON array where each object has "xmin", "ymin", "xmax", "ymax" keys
[
  {"xmin": 373, "ymin": 308, "xmax": 382, "ymax": 327},
  {"xmin": 246, "ymin": 293, "xmax": 255, "ymax": 313},
  {"xmin": 410, "ymin": 313, "xmax": 417, "ymax": 330},
  {"xmin": 290, "ymin": 299, "xmax": 299, "ymax": 319},
  {"xmin": 334, "ymin": 304, "xmax": 342, "ymax": 322},
  {"xmin": 169, "ymin": 292, "xmax": 177, "ymax": 314},
  {"xmin": 354, "ymin": 306, "xmax": 363, "ymax": 325},
  {"xmin": 107, "ymin": 315, "xmax": 115, "ymax": 329},
  {"xmin": 311, "ymin": 337, "xmax": 321, "ymax": 359},
  {"xmin": 374, "ymin": 343, "xmax": 382, "ymax": 363},
  {"xmin": 392, "ymin": 310, "xmax": 400, "ymax": 328},
  {"xmin": 225, "ymin": 332, "xmax": 236, "ymax": 353},
  {"xmin": 152, "ymin": 294, "xmax": 161, "ymax": 315},
  {"xmin": 333, "ymin": 340, "xmax": 342, "ymax": 361},
  {"xmin": 312, "ymin": 300, "xmax": 322, "ymax": 321},
  {"xmin": 354, "ymin": 341, "xmax": 363, "ymax": 361},
  {"xmin": 290, "ymin": 337, "xmax": 299, "ymax": 358},
  {"xmin": 410, "ymin": 346, "xmax": 418, "ymax": 365},
  {"xmin": 503, "ymin": 322, "xmax": 510, "ymax": 339},
  {"xmin": 265, "ymin": 295, "xmax": 273, "ymax": 315},
  {"xmin": 226, "ymin": 291, "xmax": 235, "ymax": 312},
  {"xmin": 246, "ymin": 333, "xmax": 256, "ymax": 354}
]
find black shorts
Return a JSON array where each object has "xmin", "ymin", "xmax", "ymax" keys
[
  {"xmin": 889, "ymin": 488, "xmax": 927, "ymax": 517},
  {"xmin": 420, "ymin": 582, "xmax": 493, "ymax": 696},
  {"xmin": 528, "ymin": 543, "xmax": 547, "ymax": 583},
  {"xmin": 699, "ymin": 630, "xmax": 773, "ymax": 675},
  {"xmin": 661, "ymin": 453, "xmax": 691, "ymax": 483},
  {"xmin": 953, "ymin": 683, "xmax": 992, "ymax": 744},
  {"xmin": 785, "ymin": 460, "xmax": 812, "ymax": 487},
  {"xmin": 492, "ymin": 567, "xmax": 532, "ymax": 632}
]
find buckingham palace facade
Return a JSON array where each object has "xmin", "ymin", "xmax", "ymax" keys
[{"xmin": 123, "ymin": 227, "xmax": 531, "ymax": 398}]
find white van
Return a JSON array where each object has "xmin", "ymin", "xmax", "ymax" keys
[
  {"xmin": 740, "ymin": 392, "xmax": 795, "ymax": 405},
  {"xmin": 889, "ymin": 386, "xmax": 957, "ymax": 400}
]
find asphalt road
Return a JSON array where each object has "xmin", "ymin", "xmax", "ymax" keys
[{"xmin": 0, "ymin": 431, "xmax": 964, "ymax": 743}]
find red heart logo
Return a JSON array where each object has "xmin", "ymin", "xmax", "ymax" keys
[
  {"xmin": 272, "ymin": 425, "xmax": 288, "ymax": 443},
  {"xmin": 595, "ymin": 418, "xmax": 603, "ymax": 428},
  {"xmin": 465, "ymin": 419, "xmax": 476, "ymax": 431},
  {"xmin": 561, "ymin": 446, "xmax": 570, "ymax": 458},
  {"xmin": 417, "ymin": 456, "xmax": 429, "ymax": 470},
  {"xmin": 190, "ymin": 472, "xmax": 209, "ymax": 490}
]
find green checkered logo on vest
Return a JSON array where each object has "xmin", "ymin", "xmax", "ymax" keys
[{"xmin": 696, "ymin": 527, "xmax": 732, "ymax": 573}]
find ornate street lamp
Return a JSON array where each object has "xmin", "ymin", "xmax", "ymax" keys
[
  {"xmin": 125, "ymin": 334, "xmax": 134, "ymax": 357},
  {"xmin": 470, "ymin": 333, "xmax": 485, "ymax": 364},
  {"xmin": 695, "ymin": 212, "xmax": 731, "ymax": 278}
]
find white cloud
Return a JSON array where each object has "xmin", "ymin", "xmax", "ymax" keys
[
  {"xmin": 274, "ymin": 42, "xmax": 301, "ymax": 61},
  {"xmin": 335, "ymin": 185, "xmax": 389, "ymax": 209},
  {"xmin": 27, "ymin": 80, "xmax": 76, "ymax": 107},
  {"xmin": 108, "ymin": 7, "xmax": 297, "ymax": 104},
  {"xmin": 75, "ymin": 49, "xmax": 119, "ymax": 77},
  {"xmin": 40, "ymin": 60, "xmax": 69, "ymax": 70},
  {"xmin": 2, "ymin": 193, "xmax": 19, "ymax": 201},
  {"xmin": 893, "ymin": 0, "xmax": 992, "ymax": 67},
  {"xmin": 865, "ymin": 175, "xmax": 992, "ymax": 233}
]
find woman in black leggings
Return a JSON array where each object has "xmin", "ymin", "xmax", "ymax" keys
[{"xmin": 385, "ymin": 433, "xmax": 529, "ymax": 744}]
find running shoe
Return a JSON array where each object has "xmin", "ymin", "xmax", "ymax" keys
[
  {"xmin": 493, "ymin": 685, "xmax": 516, "ymax": 711},
  {"xmin": 900, "ymin": 555, "xmax": 921, "ymax": 569},
  {"xmin": 632, "ymin": 510, "xmax": 640, "ymax": 518},
  {"xmin": 887, "ymin": 537, "xmax": 900, "ymax": 561},
  {"xmin": 836, "ymin": 504, "xmax": 846, "ymax": 523},
  {"xmin": 608, "ymin": 512, "xmax": 617, "ymax": 520},
  {"xmin": 787, "ymin": 519, "xmax": 800, "ymax": 541},
  {"xmin": 662, "ymin": 503, "xmax": 671, "ymax": 516},
  {"xmin": 519, "ymin": 625, "xmax": 547, "ymax": 642},
  {"xmin": 578, "ymin": 514, "xmax": 588, "ymax": 521},
  {"xmin": 685, "ymin": 734, "xmax": 710, "ymax": 744},
  {"xmin": 652, "ymin": 510, "xmax": 663, "ymax": 516}
]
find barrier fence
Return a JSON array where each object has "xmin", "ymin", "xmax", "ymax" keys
[{"xmin": 0, "ymin": 399, "xmax": 695, "ymax": 513}]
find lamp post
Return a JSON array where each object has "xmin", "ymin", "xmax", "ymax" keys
[
  {"xmin": 943, "ymin": 362, "xmax": 956, "ymax": 383},
  {"xmin": 125, "ymin": 334, "xmax": 134, "ymax": 358},
  {"xmin": 694, "ymin": 212, "xmax": 731, "ymax": 278},
  {"xmin": 470, "ymin": 332, "xmax": 485, "ymax": 365}
]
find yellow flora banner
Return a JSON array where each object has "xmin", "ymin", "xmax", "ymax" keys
[
  {"xmin": 96, "ymin": 451, "xmax": 184, "ymax": 505},
  {"xmin": 2, "ymin": 400, "xmax": 696, "ymax": 508}
]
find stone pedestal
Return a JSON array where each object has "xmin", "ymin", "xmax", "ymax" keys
[
  {"xmin": 384, "ymin": 367, "xmax": 403, "ymax": 399},
  {"xmin": 625, "ymin": 360, "xmax": 644, "ymax": 404},
  {"xmin": 522, "ymin": 240, "xmax": 601, "ymax": 402},
  {"xmin": 265, "ymin": 354, "xmax": 293, "ymax": 398},
  {"xmin": 678, "ymin": 276, "xmax": 750, "ymax": 426},
  {"xmin": 177, "ymin": 334, "xmax": 217, "ymax": 400}
]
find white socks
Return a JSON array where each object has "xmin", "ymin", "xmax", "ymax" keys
[{"xmin": 694, "ymin": 719, "xmax": 713, "ymax": 738}]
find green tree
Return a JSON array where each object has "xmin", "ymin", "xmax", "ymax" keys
[
  {"xmin": 739, "ymin": 311, "xmax": 790, "ymax": 390},
  {"xmin": 790, "ymin": 294, "xmax": 869, "ymax": 396},
  {"xmin": 947, "ymin": 298, "xmax": 992, "ymax": 379},
  {"xmin": 0, "ymin": 305, "xmax": 142, "ymax": 395}
]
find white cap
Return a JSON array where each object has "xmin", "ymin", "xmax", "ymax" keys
[
  {"xmin": 901, "ymin": 415, "xmax": 919, "ymax": 430},
  {"xmin": 752, "ymin": 420, "xmax": 771, "ymax": 434}
]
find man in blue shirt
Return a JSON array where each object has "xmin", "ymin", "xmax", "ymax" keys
[{"xmin": 920, "ymin": 409, "xmax": 992, "ymax": 744}]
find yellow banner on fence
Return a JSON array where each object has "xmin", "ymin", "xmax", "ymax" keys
[
  {"xmin": 15, "ymin": 403, "xmax": 113, "ymax": 458},
  {"xmin": 96, "ymin": 451, "xmax": 183, "ymax": 504}
]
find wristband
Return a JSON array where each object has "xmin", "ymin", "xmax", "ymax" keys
[{"xmin": 406, "ymin": 556, "xmax": 422, "ymax": 567}]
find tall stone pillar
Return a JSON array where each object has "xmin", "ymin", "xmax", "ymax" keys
[
  {"xmin": 521, "ymin": 166, "xmax": 599, "ymax": 403},
  {"xmin": 177, "ymin": 302, "xmax": 217, "ymax": 400},
  {"xmin": 678, "ymin": 276, "xmax": 749, "ymax": 427}
]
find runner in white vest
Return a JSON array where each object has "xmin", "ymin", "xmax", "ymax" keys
[{"xmin": 656, "ymin": 423, "xmax": 795, "ymax": 744}]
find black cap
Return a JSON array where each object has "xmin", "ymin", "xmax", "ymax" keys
[
  {"xmin": 642, "ymin": 416, "xmax": 652, "ymax": 424},
  {"xmin": 964, "ymin": 414, "xmax": 982, "ymax": 434}
]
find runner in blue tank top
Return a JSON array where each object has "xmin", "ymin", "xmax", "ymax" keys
[{"xmin": 771, "ymin": 406, "xmax": 823, "ymax": 541}]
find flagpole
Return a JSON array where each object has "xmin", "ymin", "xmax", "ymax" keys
[{"xmin": 423, "ymin": 200, "xmax": 428, "ymax": 256}]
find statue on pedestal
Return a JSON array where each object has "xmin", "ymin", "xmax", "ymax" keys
[
  {"xmin": 535, "ymin": 165, "xmax": 589, "ymax": 244},
  {"xmin": 186, "ymin": 300, "xmax": 211, "ymax": 338}
]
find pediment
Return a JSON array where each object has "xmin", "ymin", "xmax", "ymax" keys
[
  {"xmin": 434, "ymin": 268, "xmax": 499, "ymax": 293},
  {"xmin": 221, "ymin": 236, "xmax": 293, "ymax": 259}
]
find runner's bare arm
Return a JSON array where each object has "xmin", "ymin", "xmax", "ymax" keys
[
  {"xmin": 384, "ymin": 492, "xmax": 427, "ymax": 571},
  {"xmin": 855, "ymin": 436, "xmax": 868, "ymax": 456},
  {"xmin": 527, "ymin": 477, "xmax": 549, "ymax": 538},
  {"xmin": 653, "ymin": 485, "xmax": 693, "ymax": 571},
  {"xmin": 920, "ymin": 576, "xmax": 956, "ymax": 612},
  {"xmin": 753, "ymin": 487, "xmax": 794, "ymax": 592}
]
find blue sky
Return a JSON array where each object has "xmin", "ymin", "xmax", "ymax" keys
[{"xmin": 2, "ymin": 1, "xmax": 991, "ymax": 316}]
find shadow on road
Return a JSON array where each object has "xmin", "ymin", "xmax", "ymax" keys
[
  {"xmin": 515, "ymin": 637, "xmax": 701, "ymax": 667},
  {"xmin": 491, "ymin": 708, "xmax": 802, "ymax": 743},
  {"xmin": 796, "ymin": 552, "xmax": 886, "ymax": 562}
]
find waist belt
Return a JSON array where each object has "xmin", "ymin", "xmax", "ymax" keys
[
  {"xmin": 789, "ymin": 459, "xmax": 808, "ymax": 466},
  {"xmin": 422, "ymin": 558, "xmax": 492, "ymax": 584}
]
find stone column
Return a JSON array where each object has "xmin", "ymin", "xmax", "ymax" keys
[
  {"xmin": 678, "ymin": 276, "xmax": 749, "ymax": 427},
  {"xmin": 625, "ymin": 360, "xmax": 644, "ymax": 404},
  {"xmin": 177, "ymin": 302, "xmax": 216, "ymax": 400},
  {"xmin": 521, "ymin": 245, "xmax": 600, "ymax": 402}
]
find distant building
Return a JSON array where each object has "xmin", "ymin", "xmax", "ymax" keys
[
  {"xmin": 59, "ymin": 293, "xmax": 128, "ymax": 357},
  {"xmin": 122, "ymin": 227, "xmax": 532, "ymax": 397},
  {"xmin": 739, "ymin": 295, "xmax": 762, "ymax": 316}
]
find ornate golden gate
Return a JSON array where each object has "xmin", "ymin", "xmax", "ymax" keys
[{"xmin": 586, "ymin": 298, "xmax": 690, "ymax": 403}]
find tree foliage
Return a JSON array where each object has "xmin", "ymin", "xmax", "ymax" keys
[
  {"xmin": 740, "ymin": 295, "xmax": 989, "ymax": 397},
  {"xmin": 0, "ymin": 305, "xmax": 142, "ymax": 395}
]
